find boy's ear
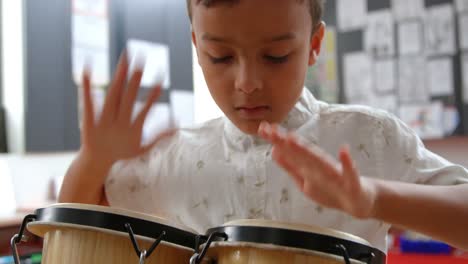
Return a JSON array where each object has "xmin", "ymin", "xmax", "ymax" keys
[
  {"xmin": 308, "ymin": 21, "xmax": 326, "ymax": 66},
  {"xmin": 192, "ymin": 31, "xmax": 197, "ymax": 47}
]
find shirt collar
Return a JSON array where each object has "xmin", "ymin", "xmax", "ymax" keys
[{"xmin": 223, "ymin": 88, "xmax": 319, "ymax": 152}]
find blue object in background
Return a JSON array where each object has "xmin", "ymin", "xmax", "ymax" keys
[
  {"xmin": 400, "ymin": 233, "xmax": 452, "ymax": 254},
  {"xmin": 0, "ymin": 256, "xmax": 13, "ymax": 264}
]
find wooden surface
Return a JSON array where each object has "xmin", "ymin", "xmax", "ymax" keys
[{"xmin": 424, "ymin": 136, "xmax": 468, "ymax": 167}]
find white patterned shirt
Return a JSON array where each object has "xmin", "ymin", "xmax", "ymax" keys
[{"xmin": 105, "ymin": 88, "xmax": 468, "ymax": 252}]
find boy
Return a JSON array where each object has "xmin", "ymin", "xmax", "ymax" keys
[{"xmin": 59, "ymin": 0, "xmax": 468, "ymax": 252}]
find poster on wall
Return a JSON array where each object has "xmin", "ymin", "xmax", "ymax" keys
[
  {"xmin": 374, "ymin": 59, "xmax": 396, "ymax": 94},
  {"xmin": 459, "ymin": 14, "xmax": 468, "ymax": 50},
  {"xmin": 127, "ymin": 39, "xmax": 171, "ymax": 89},
  {"xmin": 337, "ymin": 0, "xmax": 367, "ymax": 32},
  {"xmin": 392, "ymin": 0, "xmax": 425, "ymax": 22},
  {"xmin": 425, "ymin": 4, "xmax": 456, "ymax": 56},
  {"xmin": 367, "ymin": 94, "xmax": 398, "ymax": 115},
  {"xmin": 133, "ymin": 102, "xmax": 172, "ymax": 145},
  {"xmin": 71, "ymin": 0, "xmax": 110, "ymax": 86},
  {"xmin": 365, "ymin": 10, "xmax": 395, "ymax": 58},
  {"xmin": 305, "ymin": 27, "xmax": 339, "ymax": 103},
  {"xmin": 398, "ymin": 57, "xmax": 429, "ymax": 103},
  {"xmin": 398, "ymin": 21, "xmax": 424, "ymax": 55},
  {"xmin": 344, "ymin": 52, "xmax": 373, "ymax": 105},
  {"xmin": 455, "ymin": 0, "xmax": 468, "ymax": 13},
  {"xmin": 170, "ymin": 91, "xmax": 195, "ymax": 128},
  {"xmin": 427, "ymin": 58, "xmax": 454, "ymax": 97}
]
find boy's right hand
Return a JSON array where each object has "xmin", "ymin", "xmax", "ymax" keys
[{"xmin": 80, "ymin": 52, "xmax": 175, "ymax": 167}]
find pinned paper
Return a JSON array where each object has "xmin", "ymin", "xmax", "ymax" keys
[
  {"xmin": 344, "ymin": 52, "xmax": 373, "ymax": 105},
  {"xmin": 427, "ymin": 58, "xmax": 454, "ymax": 97},
  {"xmin": 71, "ymin": 0, "xmax": 110, "ymax": 86},
  {"xmin": 337, "ymin": 0, "xmax": 367, "ymax": 32},
  {"xmin": 127, "ymin": 39, "xmax": 171, "ymax": 89},
  {"xmin": 398, "ymin": 21, "xmax": 424, "ymax": 55},
  {"xmin": 365, "ymin": 10, "xmax": 395, "ymax": 58},
  {"xmin": 398, "ymin": 57, "xmax": 429, "ymax": 103},
  {"xmin": 392, "ymin": 0, "xmax": 425, "ymax": 21},
  {"xmin": 425, "ymin": 4, "xmax": 456, "ymax": 56}
]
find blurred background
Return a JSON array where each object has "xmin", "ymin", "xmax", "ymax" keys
[{"xmin": 0, "ymin": 0, "xmax": 467, "ymax": 263}]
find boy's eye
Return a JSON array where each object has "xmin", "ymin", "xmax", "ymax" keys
[
  {"xmin": 209, "ymin": 55, "xmax": 233, "ymax": 64},
  {"xmin": 265, "ymin": 55, "xmax": 289, "ymax": 64}
]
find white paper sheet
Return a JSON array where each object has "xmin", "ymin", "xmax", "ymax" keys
[
  {"xmin": 398, "ymin": 21, "xmax": 423, "ymax": 55},
  {"xmin": 399, "ymin": 102, "xmax": 444, "ymax": 139},
  {"xmin": 374, "ymin": 59, "xmax": 396, "ymax": 93},
  {"xmin": 443, "ymin": 106, "xmax": 460, "ymax": 135},
  {"xmin": 72, "ymin": 0, "xmax": 107, "ymax": 17},
  {"xmin": 170, "ymin": 90, "xmax": 194, "ymax": 128},
  {"xmin": 392, "ymin": 0, "xmax": 425, "ymax": 21},
  {"xmin": 398, "ymin": 57, "xmax": 429, "ymax": 103},
  {"xmin": 133, "ymin": 102, "xmax": 172, "ymax": 145},
  {"xmin": 337, "ymin": 0, "xmax": 367, "ymax": 32},
  {"xmin": 365, "ymin": 10, "xmax": 395, "ymax": 58},
  {"xmin": 344, "ymin": 52, "xmax": 373, "ymax": 105},
  {"xmin": 455, "ymin": 0, "xmax": 468, "ymax": 13},
  {"xmin": 427, "ymin": 58, "xmax": 454, "ymax": 97},
  {"xmin": 72, "ymin": 15, "xmax": 109, "ymax": 49},
  {"xmin": 127, "ymin": 39, "xmax": 171, "ymax": 89},
  {"xmin": 72, "ymin": 46, "xmax": 110, "ymax": 86},
  {"xmin": 71, "ymin": 0, "xmax": 110, "ymax": 86},
  {"xmin": 368, "ymin": 94, "xmax": 398, "ymax": 115},
  {"xmin": 459, "ymin": 14, "xmax": 468, "ymax": 50},
  {"xmin": 425, "ymin": 4, "xmax": 456, "ymax": 56},
  {"xmin": 463, "ymin": 54, "xmax": 468, "ymax": 104}
]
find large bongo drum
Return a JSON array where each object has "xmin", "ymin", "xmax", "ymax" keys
[
  {"xmin": 11, "ymin": 204, "xmax": 198, "ymax": 264},
  {"xmin": 191, "ymin": 219, "xmax": 386, "ymax": 264}
]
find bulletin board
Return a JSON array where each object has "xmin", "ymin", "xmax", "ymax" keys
[{"xmin": 309, "ymin": 0, "xmax": 468, "ymax": 139}]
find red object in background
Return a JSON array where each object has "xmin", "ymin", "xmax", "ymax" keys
[{"xmin": 388, "ymin": 252, "xmax": 468, "ymax": 264}]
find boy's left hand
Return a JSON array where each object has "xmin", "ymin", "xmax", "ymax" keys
[{"xmin": 258, "ymin": 121, "xmax": 377, "ymax": 219}]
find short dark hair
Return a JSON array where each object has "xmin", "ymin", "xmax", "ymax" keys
[{"xmin": 186, "ymin": 0, "xmax": 325, "ymax": 32}]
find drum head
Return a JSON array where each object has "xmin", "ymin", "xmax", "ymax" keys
[
  {"xmin": 27, "ymin": 203, "xmax": 197, "ymax": 251},
  {"xmin": 205, "ymin": 219, "xmax": 385, "ymax": 264}
]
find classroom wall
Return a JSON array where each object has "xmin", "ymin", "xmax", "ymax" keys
[
  {"xmin": 22, "ymin": 0, "xmax": 193, "ymax": 153},
  {"xmin": 320, "ymin": 0, "xmax": 468, "ymax": 138}
]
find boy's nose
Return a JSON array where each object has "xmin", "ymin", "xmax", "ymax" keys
[{"xmin": 234, "ymin": 62, "xmax": 263, "ymax": 94}]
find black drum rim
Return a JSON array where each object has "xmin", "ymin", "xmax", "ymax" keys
[
  {"xmin": 28, "ymin": 206, "xmax": 198, "ymax": 250},
  {"xmin": 206, "ymin": 225, "xmax": 386, "ymax": 264}
]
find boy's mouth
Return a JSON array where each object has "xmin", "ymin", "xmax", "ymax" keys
[{"xmin": 235, "ymin": 105, "xmax": 271, "ymax": 119}]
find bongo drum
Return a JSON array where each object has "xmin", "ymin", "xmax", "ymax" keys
[
  {"xmin": 191, "ymin": 219, "xmax": 386, "ymax": 264},
  {"xmin": 11, "ymin": 204, "xmax": 198, "ymax": 264}
]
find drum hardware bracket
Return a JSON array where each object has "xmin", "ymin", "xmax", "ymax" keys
[
  {"xmin": 358, "ymin": 252, "xmax": 376, "ymax": 264},
  {"xmin": 124, "ymin": 223, "xmax": 166, "ymax": 264},
  {"xmin": 10, "ymin": 214, "xmax": 37, "ymax": 264},
  {"xmin": 336, "ymin": 244, "xmax": 351, "ymax": 264},
  {"xmin": 190, "ymin": 232, "xmax": 228, "ymax": 264}
]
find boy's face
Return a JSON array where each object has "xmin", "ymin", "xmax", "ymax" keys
[{"xmin": 191, "ymin": 0, "xmax": 325, "ymax": 135}]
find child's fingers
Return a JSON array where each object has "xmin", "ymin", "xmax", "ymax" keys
[
  {"xmin": 82, "ymin": 69, "xmax": 95, "ymax": 130},
  {"xmin": 133, "ymin": 85, "xmax": 162, "ymax": 130},
  {"xmin": 258, "ymin": 122, "xmax": 290, "ymax": 147},
  {"xmin": 339, "ymin": 145, "xmax": 360, "ymax": 187},
  {"xmin": 287, "ymin": 135, "xmax": 342, "ymax": 180},
  {"xmin": 118, "ymin": 68, "xmax": 143, "ymax": 123},
  {"xmin": 101, "ymin": 51, "xmax": 128, "ymax": 124}
]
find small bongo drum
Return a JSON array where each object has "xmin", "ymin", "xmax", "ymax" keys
[
  {"xmin": 191, "ymin": 219, "xmax": 386, "ymax": 264},
  {"xmin": 11, "ymin": 204, "xmax": 198, "ymax": 264}
]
